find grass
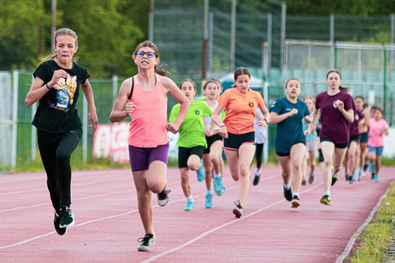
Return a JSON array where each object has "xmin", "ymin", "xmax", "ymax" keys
[{"xmin": 346, "ymin": 182, "xmax": 395, "ymax": 262}]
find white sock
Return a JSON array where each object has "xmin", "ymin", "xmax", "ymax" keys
[
  {"xmin": 214, "ymin": 172, "xmax": 221, "ymax": 178},
  {"xmin": 293, "ymin": 192, "xmax": 299, "ymax": 198},
  {"xmin": 325, "ymin": 190, "xmax": 331, "ymax": 196},
  {"xmin": 206, "ymin": 189, "xmax": 213, "ymax": 195},
  {"xmin": 283, "ymin": 182, "xmax": 291, "ymax": 189},
  {"xmin": 187, "ymin": 196, "xmax": 193, "ymax": 201}
]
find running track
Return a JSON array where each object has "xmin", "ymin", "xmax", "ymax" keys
[{"xmin": 1, "ymin": 166, "xmax": 394, "ymax": 262}]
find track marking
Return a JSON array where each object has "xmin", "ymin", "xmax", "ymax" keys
[
  {"xmin": 335, "ymin": 182, "xmax": 392, "ymax": 263},
  {"xmin": 140, "ymin": 182, "xmax": 323, "ymax": 263}
]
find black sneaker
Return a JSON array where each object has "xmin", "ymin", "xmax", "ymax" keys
[
  {"xmin": 320, "ymin": 194, "xmax": 331, "ymax": 205},
  {"xmin": 59, "ymin": 206, "xmax": 74, "ymax": 228},
  {"xmin": 137, "ymin": 233, "xmax": 155, "ymax": 251},
  {"xmin": 331, "ymin": 167, "xmax": 338, "ymax": 186},
  {"xmin": 363, "ymin": 163, "xmax": 369, "ymax": 172},
  {"xmin": 157, "ymin": 185, "xmax": 171, "ymax": 207},
  {"xmin": 253, "ymin": 175, "xmax": 260, "ymax": 186},
  {"xmin": 371, "ymin": 173, "xmax": 375, "ymax": 180},
  {"xmin": 291, "ymin": 195, "xmax": 300, "ymax": 208},
  {"xmin": 54, "ymin": 213, "xmax": 67, "ymax": 235},
  {"xmin": 233, "ymin": 200, "xmax": 243, "ymax": 218},
  {"xmin": 283, "ymin": 186, "xmax": 292, "ymax": 202}
]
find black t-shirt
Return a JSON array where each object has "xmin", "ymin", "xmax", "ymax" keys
[{"xmin": 32, "ymin": 60, "xmax": 90, "ymax": 133}]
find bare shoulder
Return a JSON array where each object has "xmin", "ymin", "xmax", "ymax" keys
[{"xmin": 160, "ymin": 76, "xmax": 177, "ymax": 92}]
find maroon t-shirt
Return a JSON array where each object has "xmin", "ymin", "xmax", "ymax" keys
[
  {"xmin": 350, "ymin": 109, "xmax": 364, "ymax": 137},
  {"xmin": 315, "ymin": 91, "xmax": 356, "ymax": 144}
]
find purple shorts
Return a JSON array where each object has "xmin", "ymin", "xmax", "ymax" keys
[{"xmin": 128, "ymin": 143, "xmax": 169, "ymax": 172}]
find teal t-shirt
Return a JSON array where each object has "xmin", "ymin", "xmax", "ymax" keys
[
  {"xmin": 302, "ymin": 110, "xmax": 318, "ymax": 141},
  {"xmin": 169, "ymin": 101, "xmax": 212, "ymax": 148}
]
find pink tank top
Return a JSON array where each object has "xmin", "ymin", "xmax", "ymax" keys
[{"xmin": 128, "ymin": 74, "xmax": 169, "ymax": 147}]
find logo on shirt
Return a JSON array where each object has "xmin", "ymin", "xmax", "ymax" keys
[
  {"xmin": 286, "ymin": 108, "xmax": 291, "ymax": 111},
  {"xmin": 195, "ymin": 110, "xmax": 200, "ymax": 115},
  {"xmin": 355, "ymin": 114, "xmax": 359, "ymax": 121},
  {"xmin": 333, "ymin": 101, "xmax": 338, "ymax": 108},
  {"xmin": 249, "ymin": 102, "xmax": 254, "ymax": 108},
  {"xmin": 271, "ymin": 101, "xmax": 276, "ymax": 108}
]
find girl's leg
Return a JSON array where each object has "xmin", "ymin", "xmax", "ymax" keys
[
  {"xmin": 202, "ymin": 153, "xmax": 213, "ymax": 191},
  {"xmin": 236, "ymin": 144, "xmax": 256, "ymax": 207},
  {"xmin": 321, "ymin": 141, "xmax": 335, "ymax": 192},
  {"xmin": 187, "ymin": 154, "xmax": 201, "ymax": 171},
  {"xmin": 301, "ymin": 151, "xmax": 307, "ymax": 184},
  {"xmin": 290, "ymin": 143, "xmax": 307, "ymax": 194},
  {"xmin": 346, "ymin": 141, "xmax": 357, "ymax": 178},
  {"xmin": 146, "ymin": 161, "xmax": 168, "ymax": 194},
  {"xmin": 375, "ymin": 156, "xmax": 382, "ymax": 175},
  {"xmin": 255, "ymin": 143, "xmax": 263, "ymax": 172},
  {"xmin": 132, "ymin": 170, "xmax": 154, "ymax": 234},
  {"xmin": 277, "ymin": 155, "xmax": 292, "ymax": 186},
  {"xmin": 224, "ymin": 149, "xmax": 240, "ymax": 181},
  {"xmin": 180, "ymin": 167, "xmax": 191, "ymax": 197},
  {"xmin": 309, "ymin": 150, "xmax": 316, "ymax": 175},
  {"xmin": 210, "ymin": 140, "xmax": 223, "ymax": 175}
]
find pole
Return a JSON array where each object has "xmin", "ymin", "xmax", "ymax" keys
[
  {"xmin": 11, "ymin": 71, "xmax": 18, "ymax": 168},
  {"xmin": 330, "ymin": 14, "xmax": 335, "ymax": 69},
  {"xmin": 51, "ymin": 0, "xmax": 56, "ymax": 54},
  {"xmin": 384, "ymin": 48, "xmax": 387, "ymax": 119},
  {"xmin": 280, "ymin": 3, "xmax": 286, "ymax": 77},
  {"xmin": 201, "ymin": 0, "xmax": 209, "ymax": 94},
  {"xmin": 391, "ymin": 14, "xmax": 394, "ymax": 72},
  {"xmin": 149, "ymin": 0, "xmax": 154, "ymax": 41},
  {"xmin": 267, "ymin": 13, "xmax": 272, "ymax": 76},
  {"xmin": 208, "ymin": 12, "xmax": 214, "ymax": 73},
  {"xmin": 390, "ymin": 93, "xmax": 393, "ymax": 126},
  {"xmin": 230, "ymin": 0, "xmax": 236, "ymax": 72}
]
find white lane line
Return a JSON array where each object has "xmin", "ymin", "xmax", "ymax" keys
[
  {"xmin": 140, "ymin": 183, "xmax": 323, "ymax": 263},
  {"xmin": 335, "ymin": 183, "xmax": 392, "ymax": 263}
]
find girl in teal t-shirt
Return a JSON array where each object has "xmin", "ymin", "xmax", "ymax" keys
[{"xmin": 169, "ymin": 79, "xmax": 212, "ymax": 212}]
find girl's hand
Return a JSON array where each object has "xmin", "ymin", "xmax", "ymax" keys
[
  {"xmin": 204, "ymin": 130, "xmax": 213, "ymax": 137},
  {"xmin": 257, "ymin": 119, "xmax": 267, "ymax": 128},
  {"xmin": 304, "ymin": 128, "xmax": 311, "ymax": 136},
  {"xmin": 48, "ymin": 69, "xmax": 68, "ymax": 87},
  {"xmin": 289, "ymin": 108, "xmax": 298, "ymax": 116},
  {"xmin": 335, "ymin": 100, "xmax": 344, "ymax": 111},
  {"xmin": 125, "ymin": 102, "xmax": 136, "ymax": 116},
  {"xmin": 304, "ymin": 114, "xmax": 313, "ymax": 124},
  {"xmin": 166, "ymin": 121, "xmax": 181, "ymax": 134},
  {"xmin": 219, "ymin": 126, "xmax": 228, "ymax": 139}
]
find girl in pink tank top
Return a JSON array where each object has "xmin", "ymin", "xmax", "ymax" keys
[{"xmin": 109, "ymin": 41, "xmax": 189, "ymax": 252}]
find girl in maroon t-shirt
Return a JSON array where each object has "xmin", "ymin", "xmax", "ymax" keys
[{"xmin": 306, "ymin": 70, "xmax": 355, "ymax": 205}]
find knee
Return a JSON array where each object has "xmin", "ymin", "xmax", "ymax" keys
[
  {"xmin": 292, "ymin": 160, "xmax": 302, "ymax": 171},
  {"xmin": 180, "ymin": 174, "xmax": 189, "ymax": 184},
  {"xmin": 210, "ymin": 156, "xmax": 219, "ymax": 165},
  {"xmin": 188, "ymin": 163, "xmax": 199, "ymax": 171},
  {"xmin": 147, "ymin": 181, "xmax": 163, "ymax": 194},
  {"xmin": 56, "ymin": 151, "xmax": 70, "ymax": 162},
  {"xmin": 239, "ymin": 165, "xmax": 249, "ymax": 178},
  {"xmin": 136, "ymin": 192, "xmax": 150, "ymax": 205},
  {"xmin": 324, "ymin": 159, "xmax": 332, "ymax": 168}
]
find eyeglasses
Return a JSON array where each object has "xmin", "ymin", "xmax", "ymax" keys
[{"xmin": 135, "ymin": 51, "xmax": 156, "ymax": 58}]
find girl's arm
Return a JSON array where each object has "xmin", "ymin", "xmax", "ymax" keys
[
  {"xmin": 382, "ymin": 127, "xmax": 389, "ymax": 136},
  {"xmin": 269, "ymin": 108, "xmax": 297, "ymax": 125},
  {"xmin": 81, "ymin": 79, "xmax": 99, "ymax": 134},
  {"xmin": 335, "ymin": 100, "xmax": 354, "ymax": 123},
  {"xmin": 257, "ymin": 105, "xmax": 270, "ymax": 127},
  {"xmin": 162, "ymin": 77, "xmax": 190, "ymax": 133},
  {"xmin": 109, "ymin": 78, "xmax": 136, "ymax": 122},
  {"xmin": 306, "ymin": 108, "xmax": 319, "ymax": 135},
  {"xmin": 212, "ymin": 104, "xmax": 227, "ymax": 138}
]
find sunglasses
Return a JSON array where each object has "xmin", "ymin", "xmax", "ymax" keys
[{"xmin": 135, "ymin": 51, "xmax": 156, "ymax": 58}]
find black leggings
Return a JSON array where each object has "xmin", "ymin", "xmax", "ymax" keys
[
  {"xmin": 255, "ymin": 143, "xmax": 264, "ymax": 170},
  {"xmin": 37, "ymin": 129, "xmax": 81, "ymax": 213}
]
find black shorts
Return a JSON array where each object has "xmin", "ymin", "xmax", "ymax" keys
[
  {"xmin": 360, "ymin": 132, "xmax": 369, "ymax": 144},
  {"xmin": 316, "ymin": 129, "xmax": 321, "ymax": 137},
  {"xmin": 178, "ymin": 146, "xmax": 205, "ymax": 168},
  {"xmin": 276, "ymin": 141, "xmax": 306, "ymax": 157},
  {"xmin": 320, "ymin": 137, "xmax": 349, "ymax": 149},
  {"xmin": 204, "ymin": 133, "xmax": 222, "ymax": 154},
  {"xmin": 350, "ymin": 135, "xmax": 361, "ymax": 144},
  {"xmin": 223, "ymin": 131, "xmax": 255, "ymax": 151}
]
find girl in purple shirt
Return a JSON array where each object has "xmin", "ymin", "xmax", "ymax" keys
[{"xmin": 306, "ymin": 70, "xmax": 355, "ymax": 205}]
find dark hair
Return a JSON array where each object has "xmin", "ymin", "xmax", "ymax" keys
[
  {"xmin": 179, "ymin": 79, "xmax": 196, "ymax": 90},
  {"xmin": 355, "ymin": 96, "xmax": 365, "ymax": 102},
  {"xmin": 374, "ymin": 107, "xmax": 382, "ymax": 114},
  {"xmin": 203, "ymin": 80, "xmax": 219, "ymax": 90},
  {"xmin": 285, "ymin": 78, "xmax": 301, "ymax": 88},
  {"xmin": 41, "ymin": 28, "xmax": 79, "ymax": 63},
  {"xmin": 232, "ymin": 67, "xmax": 251, "ymax": 88},
  {"xmin": 326, "ymin": 69, "xmax": 350, "ymax": 92},
  {"xmin": 133, "ymin": 41, "xmax": 170, "ymax": 76}
]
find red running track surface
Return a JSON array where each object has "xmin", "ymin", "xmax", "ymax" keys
[{"xmin": 0, "ymin": 166, "xmax": 394, "ymax": 262}]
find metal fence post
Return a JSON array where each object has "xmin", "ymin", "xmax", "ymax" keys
[
  {"xmin": 112, "ymin": 75, "xmax": 118, "ymax": 107},
  {"xmin": 11, "ymin": 70, "xmax": 18, "ymax": 168},
  {"xmin": 391, "ymin": 14, "xmax": 394, "ymax": 72},
  {"xmin": 149, "ymin": 0, "xmax": 154, "ymax": 42},
  {"xmin": 31, "ymin": 76, "xmax": 36, "ymax": 161},
  {"xmin": 280, "ymin": 3, "xmax": 286, "ymax": 75},
  {"xmin": 230, "ymin": 0, "xmax": 236, "ymax": 72},
  {"xmin": 83, "ymin": 94, "xmax": 88, "ymax": 163},
  {"xmin": 267, "ymin": 13, "xmax": 272, "ymax": 75},
  {"xmin": 330, "ymin": 14, "xmax": 335, "ymax": 69}
]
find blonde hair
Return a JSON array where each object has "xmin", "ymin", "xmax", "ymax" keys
[
  {"xmin": 304, "ymin": 96, "xmax": 315, "ymax": 104},
  {"xmin": 41, "ymin": 28, "xmax": 79, "ymax": 63}
]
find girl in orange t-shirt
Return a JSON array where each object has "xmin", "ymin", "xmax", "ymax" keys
[
  {"xmin": 212, "ymin": 67, "xmax": 270, "ymax": 218},
  {"xmin": 109, "ymin": 41, "xmax": 189, "ymax": 252}
]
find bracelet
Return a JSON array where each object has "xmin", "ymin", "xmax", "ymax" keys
[
  {"xmin": 46, "ymin": 84, "xmax": 51, "ymax": 90},
  {"xmin": 220, "ymin": 125, "xmax": 226, "ymax": 128}
]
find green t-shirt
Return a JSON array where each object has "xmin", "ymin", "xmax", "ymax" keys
[{"xmin": 169, "ymin": 101, "xmax": 212, "ymax": 148}]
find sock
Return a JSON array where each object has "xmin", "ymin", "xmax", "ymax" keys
[
  {"xmin": 147, "ymin": 232, "xmax": 155, "ymax": 237},
  {"xmin": 214, "ymin": 172, "xmax": 221, "ymax": 178},
  {"xmin": 187, "ymin": 196, "xmax": 193, "ymax": 201},
  {"xmin": 325, "ymin": 190, "xmax": 331, "ymax": 196},
  {"xmin": 206, "ymin": 189, "xmax": 213, "ymax": 195},
  {"xmin": 292, "ymin": 192, "xmax": 299, "ymax": 198},
  {"xmin": 283, "ymin": 182, "xmax": 291, "ymax": 189}
]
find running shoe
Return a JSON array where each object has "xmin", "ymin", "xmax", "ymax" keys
[
  {"xmin": 59, "ymin": 206, "xmax": 74, "ymax": 228},
  {"xmin": 157, "ymin": 185, "xmax": 171, "ymax": 207},
  {"xmin": 283, "ymin": 185, "xmax": 292, "ymax": 202},
  {"xmin": 253, "ymin": 169, "xmax": 261, "ymax": 186},
  {"xmin": 137, "ymin": 233, "xmax": 155, "ymax": 252},
  {"xmin": 233, "ymin": 200, "xmax": 243, "ymax": 218},
  {"xmin": 205, "ymin": 193, "xmax": 213, "ymax": 209},
  {"xmin": 358, "ymin": 170, "xmax": 363, "ymax": 182},
  {"xmin": 308, "ymin": 173, "xmax": 315, "ymax": 184},
  {"xmin": 213, "ymin": 175, "xmax": 224, "ymax": 195},
  {"xmin": 54, "ymin": 212, "xmax": 67, "ymax": 235},
  {"xmin": 363, "ymin": 163, "xmax": 369, "ymax": 172},
  {"xmin": 320, "ymin": 195, "xmax": 332, "ymax": 205},
  {"xmin": 217, "ymin": 187, "xmax": 225, "ymax": 196},
  {"xmin": 331, "ymin": 167, "xmax": 338, "ymax": 186},
  {"xmin": 371, "ymin": 173, "xmax": 375, "ymax": 180},
  {"xmin": 374, "ymin": 174, "xmax": 380, "ymax": 182},
  {"xmin": 302, "ymin": 177, "xmax": 307, "ymax": 186},
  {"xmin": 196, "ymin": 160, "xmax": 206, "ymax": 182},
  {"xmin": 184, "ymin": 200, "xmax": 195, "ymax": 211},
  {"xmin": 291, "ymin": 195, "xmax": 300, "ymax": 208},
  {"xmin": 369, "ymin": 163, "xmax": 375, "ymax": 173}
]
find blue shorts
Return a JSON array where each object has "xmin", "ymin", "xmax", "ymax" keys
[
  {"xmin": 129, "ymin": 143, "xmax": 169, "ymax": 172},
  {"xmin": 368, "ymin": 146, "xmax": 384, "ymax": 157},
  {"xmin": 223, "ymin": 132, "xmax": 255, "ymax": 151}
]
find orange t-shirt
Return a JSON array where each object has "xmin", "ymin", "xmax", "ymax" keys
[
  {"xmin": 217, "ymin": 87, "xmax": 265, "ymax": 134},
  {"xmin": 128, "ymin": 74, "xmax": 169, "ymax": 147}
]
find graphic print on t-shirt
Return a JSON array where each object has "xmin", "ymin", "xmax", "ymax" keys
[{"xmin": 53, "ymin": 74, "xmax": 77, "ymax": 108}]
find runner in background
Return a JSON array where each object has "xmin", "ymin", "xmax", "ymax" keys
[
  {"xmin": 270, "ymin": 79, "xmax": 311, "ymax": 208},
  {"xmin": 367, "ymin": 107, "xmax": 389, "ymax": 182},
  {"xmin": 109, "ymin": 41, "xmax": 189, "ymax": 251},
  {"xmin": 169, "ymin": 79, "xmax": 212, "ymax": 212},
  {"xmin": 306, "ymin": 70, "xmax": 355, "ymax": 205},
  {"xmin": 301, "ymin": 96, "xmax": 317, "ymax": 185},
  {"xmin": 356, "ymin": 97, "xmax": 370, "ymax": 180},
  {"xmin": 212, "ymin": 67, "xmax": 269, "ymax": 218},
  {"xmin": 253, "ymin": 92, "xmax": 268, "ymax": 186}
]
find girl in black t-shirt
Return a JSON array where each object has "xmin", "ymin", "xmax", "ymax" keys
[{"xmin": 25, "ymin": 28, "xmax": 98, "ymax": 235}]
